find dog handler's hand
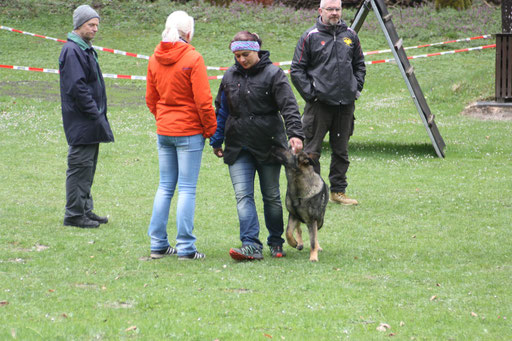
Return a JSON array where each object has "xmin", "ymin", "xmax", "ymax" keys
[
  {"xmin": 289, "ymin": 137, "xmax": 303, "ymax": 154},
  {"xmin": 213, "ymin": 147, "xmax": 224, "ymax": 158}
]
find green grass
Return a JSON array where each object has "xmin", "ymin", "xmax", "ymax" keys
[{"xmin": 1, "ymin": 0, "xmax": 510, "ymax": 339}]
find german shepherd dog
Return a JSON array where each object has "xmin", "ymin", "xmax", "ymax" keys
[{"xmin": 272, "ymin": 147, "xmax": 329, "ymax": 262}]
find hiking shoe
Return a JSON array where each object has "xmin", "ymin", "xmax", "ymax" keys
[
  {"xmin": 178, "ymin": 251, "xmax": 206, "ymax": 260},
  {"xmin": 329, "ymin": 192, "xmax": 359, "ymax": 206},
  {"xmin": 63, "ymin": 216, "xmax": 100, "ymax": 228},
  {"xmin": 150, "ymin": 246, "xmax": 177, "ymax": 259},
  {"xmin": 86, "ymin": 211, "xmax": 108, "ymax": 224},
  {"xmin": 269, "ymin": 245, "xmax": 286, "ymax": 258},
  {"xmin": 229, "ymin": 245, "xmax": 263, "ymax": 261}
]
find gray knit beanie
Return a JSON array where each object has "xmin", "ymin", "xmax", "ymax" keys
[{"xmin": 73, "ymin": 5, "xmax": 100, "ymax": 29}]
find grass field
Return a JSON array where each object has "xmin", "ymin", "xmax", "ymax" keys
[{"xmin": 1, "ymin": 0, "xmax": 510, "ymax": 339}]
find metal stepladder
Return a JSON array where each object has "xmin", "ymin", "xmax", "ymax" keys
[{"xmin": 351, "ymin": 0, "xmax": 446, "ymax": 158}]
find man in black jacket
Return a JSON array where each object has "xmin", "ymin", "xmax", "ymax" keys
[
  {"xmin": 291, "ymin": 0, "xmax": 365, "ymax": 206},
  {"xmin": 59, "ymin": 5, "xmax": 114, "ymax": 228}
]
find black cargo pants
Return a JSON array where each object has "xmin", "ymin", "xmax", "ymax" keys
[{"xmin": 302, "ymin": 100, "xmax": 355, "ymax": 194}]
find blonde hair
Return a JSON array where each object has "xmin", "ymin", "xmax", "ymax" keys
[{"xmin": 161, "ymin": 11, "xmax": 194, "ymax": 43}]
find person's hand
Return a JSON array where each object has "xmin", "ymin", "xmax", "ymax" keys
[
  {"xmin": 289, "ymin": 138, "xmax": 303, "ymax": 154},
  {"xmin": 213, "ymin": 147, "xmax": 224, "ymax": 158}
]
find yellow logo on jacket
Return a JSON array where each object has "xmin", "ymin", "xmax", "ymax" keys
[{"xmin": 343, "ymin": 37, "xmax": 352, "ymax": 46}]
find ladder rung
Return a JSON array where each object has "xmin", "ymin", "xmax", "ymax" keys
[
  {"xmin": 394, "ymin": 38, "xmax": 403, "ymax": 50},
  {"xmin": 428, "ymin": 114, "xmax": 435, "ymax": 126},
  {"xmin": 406, "ymin": 66, "xmax": 414, "ymax": 76}
]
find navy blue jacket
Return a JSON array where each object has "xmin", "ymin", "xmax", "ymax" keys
[{"xmin": 59, "ymin": 32, "xmax": 114, "ymax": 146}]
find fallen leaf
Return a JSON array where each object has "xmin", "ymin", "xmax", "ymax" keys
[
  {"xmin": 389, "ymin": 333, "xmax": 396, "ymax": 336},
  {"xmin": 264, "ymin": 333, "xmax": 273, "ymax": 338},
  {"xmin": 48, "ymin": 289, "xmax": 55, "ymax": 293},
  {"xmin": 436, "ymin": 283, "xmax": 441, "ymax": 287},
  {"xmin": 430, "ymin": 295, "xmax": 437, "ymax": 301},
  {"xmin": 125, "ymin": 326, "xmax": 137, "ymax": 332},
  {"xmin": 11, "ymin": 329, "xmax": 16, "ymax": 338},
  {"xmin": 400, "ymin": 321, "xmax": 405, "ymax": 327},
  {"xmin": 61, "ymin": 313, "xmax": 68, "ymax": 318},
  {"xmin": 471, "ymin": 312, "xmax": 478, "ymax": 317},
  {"xmin": 0, "ymin": 301, "xmax": 9, "ymax": 306},
  {"xmin": 376, "ymin": 323, "xmax": 391, "ymax": 332}
]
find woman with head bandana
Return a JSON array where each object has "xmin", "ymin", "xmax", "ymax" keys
[{"xmin": 210, "ymin": 31, "xmax": 304, "ymax": 261}]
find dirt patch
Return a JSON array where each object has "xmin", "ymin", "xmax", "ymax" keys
[{"xmin": 461, "ymin": 102, "xmax": 512, "ymax": 121}]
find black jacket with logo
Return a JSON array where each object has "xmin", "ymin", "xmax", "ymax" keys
[
  {"xmin": 212, "ymin": 51, "xmax": 304, "ymax": 165},
  {"xmin": 290, "ymin": 17, "xmax": 366, "ymax": 106}
]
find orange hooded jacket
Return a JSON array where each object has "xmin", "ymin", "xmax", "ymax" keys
[{"xmin": 146, "ymin": 41, "xmax": 217, "ymax": 138}]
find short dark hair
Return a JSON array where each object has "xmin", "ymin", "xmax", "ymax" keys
[{"xmin": 230, "ymin": 31, "xmax": 262, "ymax": 49}]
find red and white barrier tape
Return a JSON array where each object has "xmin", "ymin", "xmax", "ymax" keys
[
  {"xmin": 364, "ymin": 34, "xmax": 492, "ymax": 55},
  {"xmin": 365, "ymin": 44, "xmax": 496, "ymax": 64},
  {"xmin": 0, "ymin": 44, "xmax": 495, "ymax": 80},
  {"xmin": 0, "ymin": 25, "xmax": 150, "ymax": 60},
  {"xmin": 1, "ymin": 24, "xmax": 493, "ymax": 69}
]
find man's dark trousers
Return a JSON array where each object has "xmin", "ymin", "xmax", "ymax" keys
[
  {"xmin": 65, "ymin": 144, "xmax": 99, "ymax": 218},
  {"xmin": 302, "ymin": 100, "xmax": 355, "ymax": 193}
]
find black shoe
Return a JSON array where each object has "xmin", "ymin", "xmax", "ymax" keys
[
  {"xmin": 150, "ymin": 246, "xmax": 177, "ymax": 259},
  {"xmin": 229, "ymin": 244, "xmax": 263, "ymax": 261},
  {"xmin": 269, "ymin": 245, "xmax": 286, "ymax": 258},
  {"xmin": 63, "ymin": 216, "xmax": 100, "ymax": 228},
  {"xmin": 178, "ymin": 251, "xmax": 206, "ymax": 260},
  {"xmin": 86, "ymin": 212, "xmax": 108, "ymax": 224}
]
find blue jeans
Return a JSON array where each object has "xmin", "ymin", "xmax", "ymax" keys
[
  {"xmin": 148, "ymin": 134, "xmax": 205, "ymax": 256},
  {"xmin": 228, "ymin": 150, "xmax": 284, "ymax": 248}
]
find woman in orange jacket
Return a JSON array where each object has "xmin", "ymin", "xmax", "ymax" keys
[{"xmin": 146, "ymin": 10, "xmax": 216, "ymax": 261}]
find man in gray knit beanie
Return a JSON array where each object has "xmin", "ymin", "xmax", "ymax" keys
[
  {"xmin": 59, "ymin": 4, "xmax": 114, "ymax": 229},
  {"xmin": 73, "ymin": 5, "xmax": 100, "ymax": 30}
]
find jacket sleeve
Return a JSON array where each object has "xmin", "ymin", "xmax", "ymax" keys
[
  {"xmin": 60, "ymin": 47, "xmax": 100, "ymax": 120},
  {"xmin": 290, "ymin": 31, "xmax": 316, "ymax": 103},
  {"xmin": 209, "ymin": 83, "xmax": 229, "ymax": 148},
  {"xmin": 145, "ymin": 58, "xmax": 159, "ymax": 117},
  {"xmin": 272, "ymin": 69, "xmax": 305, "ymax": 141},
  {"xmin": 351, "ymin": 33, "xmax": 366, "ymax": 92},
  {"xmin": 191, "ymin": 54, "xmax": 217, "ymax": 138}
]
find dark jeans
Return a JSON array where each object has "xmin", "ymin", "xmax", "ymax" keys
[
  {"xmin": 302, "ymin": 100, "xmax": 355, "ymax": 193},
  {"xmin": 65, "ymin": 144, "xmax": 99, "ymax": 218},
  {"xmin": 228, "ymin": 150, "xmax": 284, "ymax": 248}
]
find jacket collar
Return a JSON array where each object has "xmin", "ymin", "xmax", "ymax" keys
[
  {"xmin": 234, "ymin": 50, "xmax": 272, "ymax": 76},
  {"xmin": 315, "ymin": 16, "xmax": 348, "ymax": 34},
  {"xmin": 68, "ymin": 32, "xmax": 92, "ymax": 50}
]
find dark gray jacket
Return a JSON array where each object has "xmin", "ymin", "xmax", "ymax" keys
[
  {"xmin": 59, "ymin": 32, "xmax": 114, "ymax": 146},
  {"xmin": 290, "ymin": 17, "xmax": 366, "ymax": 106},
  {"xmin": 211, "ymin": 51, "xmax": 304, "ymax": 165}
]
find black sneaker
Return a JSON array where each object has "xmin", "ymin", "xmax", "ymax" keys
[
  {"xmin": 269, "ymin": 245, "xmax": 286, "ymax": 258},
  {"xmin": 63, "ymin": 216, "xmax": 100, "ymax": 228},
  {"xmin": 86, "ymin": 212, "xmax": 108, "ymax": 224},
  {"xmin": 178, "ymin": 251, "xmax": 206, "ymax": 260},
  {"xmin": 229, "ymin": 245, "xmax": 263, "ymax": 261},
  {"xmin": 150, "ymin": 246, "xmax": 177, "ymax": 259}
]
